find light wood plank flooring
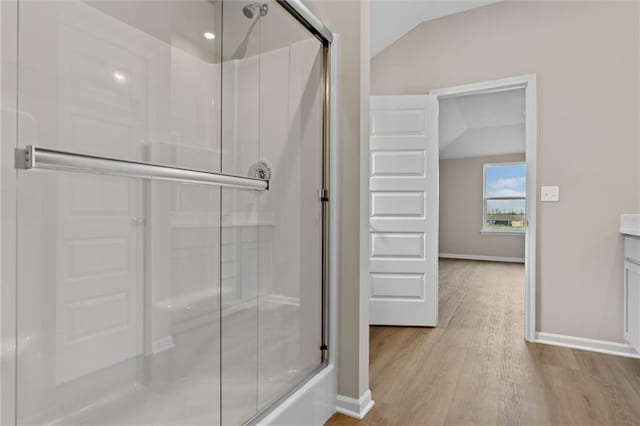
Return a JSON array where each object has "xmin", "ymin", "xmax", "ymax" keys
[{"xmin": 325, "ymin": 259, "xmax": 640, "ymax": 426}]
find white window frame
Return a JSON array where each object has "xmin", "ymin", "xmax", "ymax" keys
[{"xmin": 482, "ymin": 161, "xmax": 526, "ymax": 235}]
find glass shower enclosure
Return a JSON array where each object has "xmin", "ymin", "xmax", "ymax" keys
[{"xmin": 1, "ymin": 0, "xmax": 331, "ymax": 424}]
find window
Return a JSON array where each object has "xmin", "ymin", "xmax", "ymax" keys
[{"xmin": 483, "ymin": 162, "xmax": 526, "ymax": 233}]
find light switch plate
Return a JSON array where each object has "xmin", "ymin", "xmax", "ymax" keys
[{"xmin": 541, "ymin": 186, "xmax": 560, "ymax": 202}]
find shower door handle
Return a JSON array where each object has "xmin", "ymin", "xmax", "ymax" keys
[{"xmin": 15, "ymin": 145, "xmax": 269, "ymax": 191}]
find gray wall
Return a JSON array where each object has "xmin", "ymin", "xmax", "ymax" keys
[
  {"xmin": 372, "ymin": 1, "xmax": 639, "ymax": 342},
  {"xmin": 439, "ymin": 154, "xmax": 525, "ymax": 259},
  {"xmin": 305, "ymin": 1, "xmax": 370, "ymax": 400}
]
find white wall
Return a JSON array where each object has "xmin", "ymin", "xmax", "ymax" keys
[{"xmin": 439, "ymin": 89, "xmax": 525, "ymax": 159}]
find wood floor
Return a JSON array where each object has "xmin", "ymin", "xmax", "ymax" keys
[{"xmin": 325, "ymin": 259, "xmax": 640, "ymax": 426}]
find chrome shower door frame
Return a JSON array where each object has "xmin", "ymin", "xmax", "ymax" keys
[{"xmin": 244, "ymin": 2, "xmax": 336, "ymax": 424}]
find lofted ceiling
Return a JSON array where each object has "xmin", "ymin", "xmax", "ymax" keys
[
  {"xmin": 439, "ymin": 88, "xmax": 525, "ymax": 160},
  {"xmin": 370, "ymin": 0, "xmax": 501, "ymax": 57}
]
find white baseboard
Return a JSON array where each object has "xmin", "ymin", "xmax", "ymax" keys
[
  {"xmin": 335, "ymin": 389, "xmax": 374, "ymax": 420},
  {"xmin": 439, "ymin": 253, "xmax": 525, "ymax": 263},
  {"xmin": 535, "ymin": 332, "xmax": 640, "ymax": 359}
]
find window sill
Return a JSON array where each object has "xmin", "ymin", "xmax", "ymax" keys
[{"xmin": 480, "ymin": 229, "xmax": 525, "ymax": 236}]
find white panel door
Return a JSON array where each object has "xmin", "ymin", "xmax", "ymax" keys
[{"xmin": 369, "ymin": 95, "xmax": 438, "ymax": 326}]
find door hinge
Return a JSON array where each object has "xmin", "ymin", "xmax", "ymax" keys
[{"xmin": 319, "ymin": 188, "xmax": 329, "ymax": 202}]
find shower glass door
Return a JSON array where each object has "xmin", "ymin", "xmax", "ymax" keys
[
  {"xmin": 8, "ymin": 0, "xmax": 326, "ymax": 424},
  {"xmin": 220, "ymin": 1, "xmax": 324, "ymax": 423},
  {"xmin": 14, "ymin": 1, "xmax": 224, "ymax": 424}
]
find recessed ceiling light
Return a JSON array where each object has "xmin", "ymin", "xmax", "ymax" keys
[{"xmin": 203, "ymin": 32, "xmax": 215, "ymax": 40}]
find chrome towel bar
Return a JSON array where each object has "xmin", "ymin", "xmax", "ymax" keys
[{"xmin": 15, "ymin": 145, "xmax": 269, "ymax": 191}]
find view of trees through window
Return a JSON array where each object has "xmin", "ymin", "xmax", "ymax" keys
[{"xmin": 484, "ymin": 163, "xmax": 526, "ymax": 232}]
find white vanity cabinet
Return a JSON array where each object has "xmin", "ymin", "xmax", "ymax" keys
[{"xmin": 624, "ymin": 236, "xmax": 640, "ymax": 352}]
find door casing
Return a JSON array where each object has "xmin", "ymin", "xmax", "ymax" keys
[{"xmin": 429, "ymin": 73, "xmax": 538, "ymax": 342}]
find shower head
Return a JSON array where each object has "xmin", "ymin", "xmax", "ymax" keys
[{"xmin": 242, "ymin": 2, "xmax": 268, "ymax": 19}]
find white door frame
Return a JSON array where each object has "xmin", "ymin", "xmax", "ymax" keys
[{"xmin": 429, "ymin": 74, "xmax": 538, "ymax": 342}]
